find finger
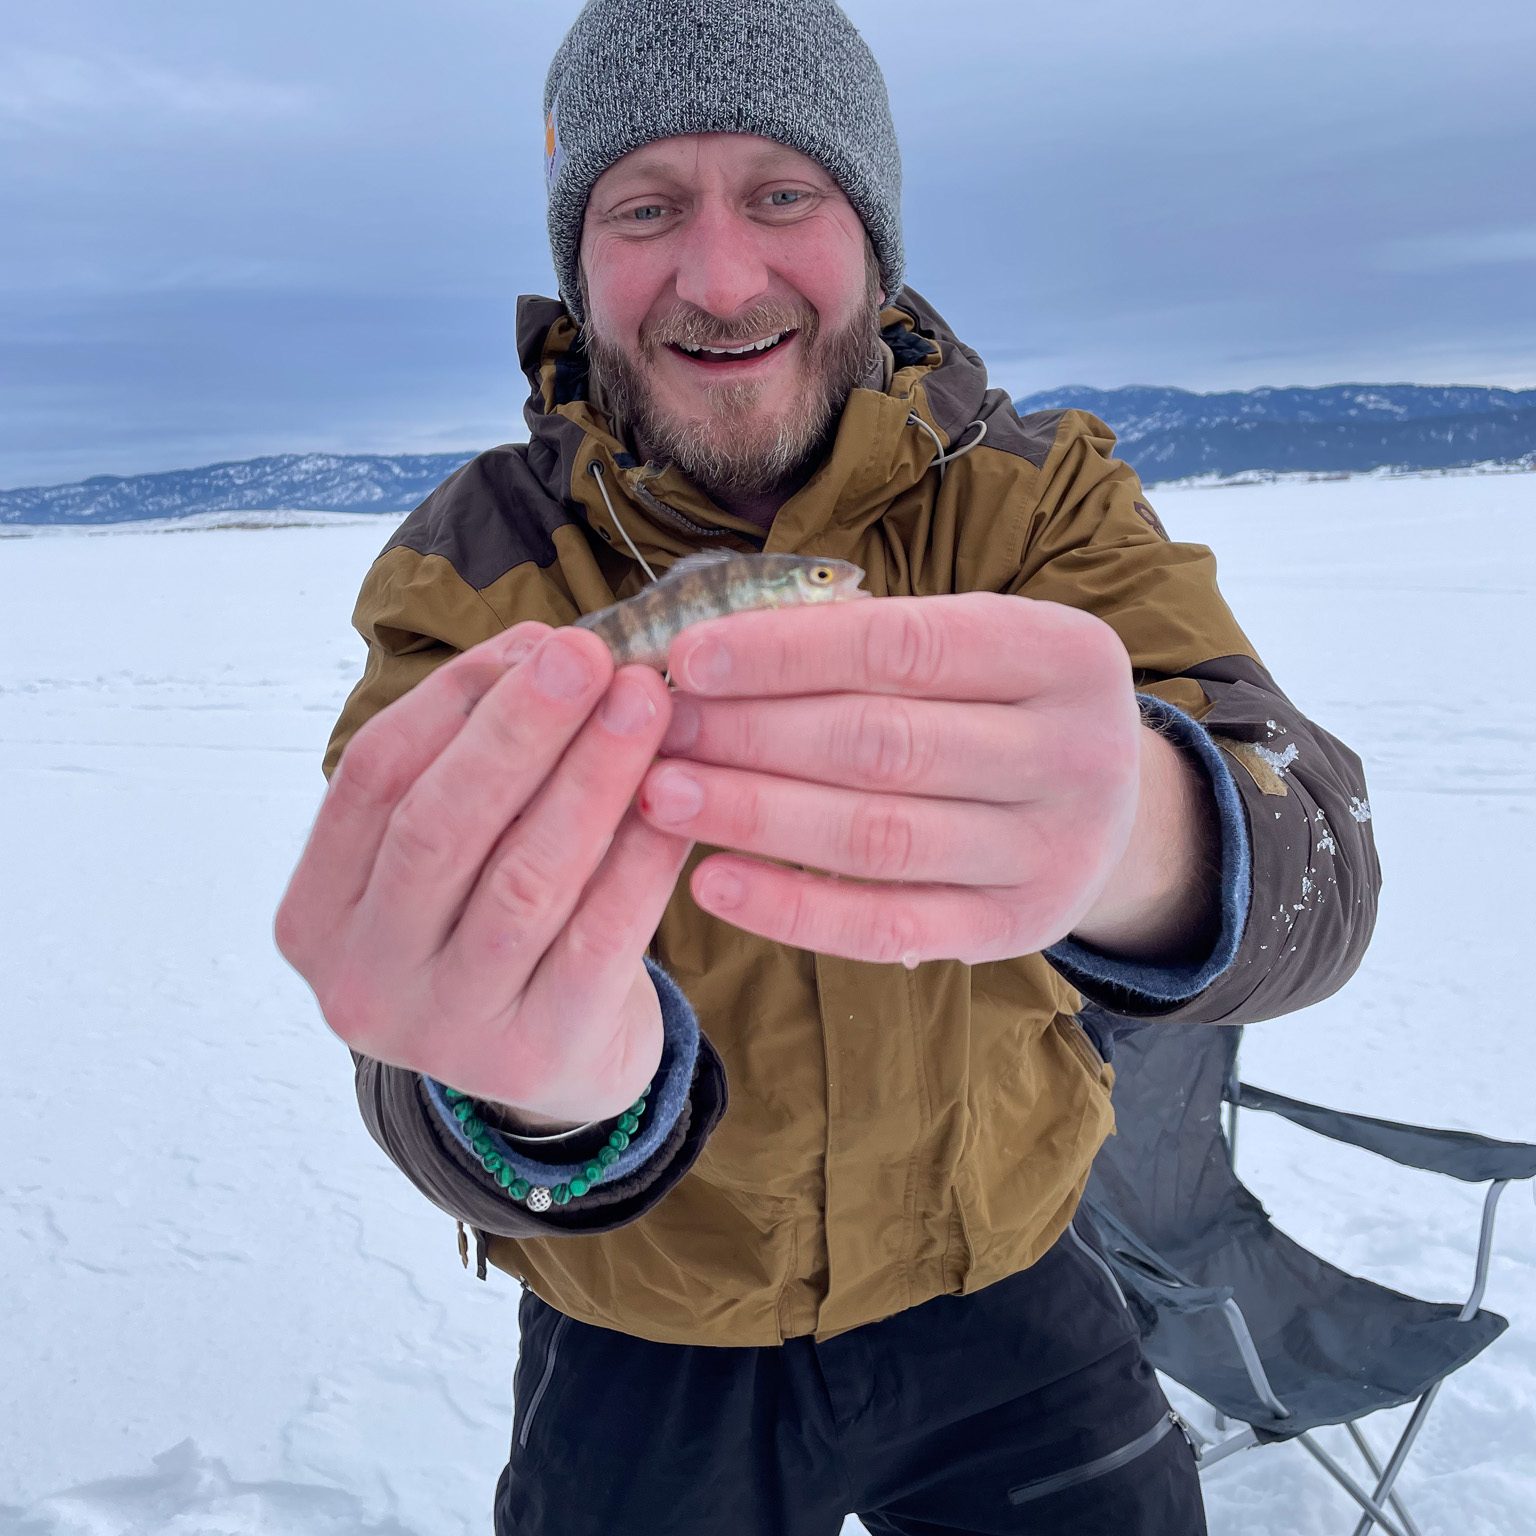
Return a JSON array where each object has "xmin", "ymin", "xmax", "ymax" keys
[
  {"xmin": 687, "ymin": 855, "xmax": 1038, "ymax": 967},
  {"xmin": 432, "ymin": 664, "xmax": 675, "ymax": 1001},
  {"xmin": 662, "ymin": 692, "xmax": 1054, "ymax": 804},
  {"xmin": 354, "ymin": 626, "xmax": 616, "ymax": 966},
  {"xmin": 667, "ymin": 592, "xmax": 1115, "ymax": 703},
  {"xmin": 637, "ymin": 758, "xmax": 1044, "ymax": 886},
  {"xmin": 513, "ymin": 811, "xmax": 694, "ymax": 1108},
  {"xmin": 275, "ymin": 624, "xmax": 547, "ymax": 965}
]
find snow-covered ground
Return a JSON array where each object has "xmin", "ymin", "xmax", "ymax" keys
[{"xmin": 3, "ymin": 471, "xmax": 1533, "ymax": 1536}]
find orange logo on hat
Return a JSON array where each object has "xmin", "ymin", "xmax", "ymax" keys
[{"xmin": 544, "ymin": 98, "xmax": 565, "ymax": 189}]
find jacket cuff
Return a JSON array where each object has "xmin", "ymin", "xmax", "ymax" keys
[
  {"xmin": 1044, "ymin": 693, "xmax": 1252, "ymax": 1015},
  {"xmin": 421, "ymin": 955, "xmax": 698, "ymax": 1191},
  {"xmin": 346, "ymin": 960, "xmax": 724, "ymax": 1243}
]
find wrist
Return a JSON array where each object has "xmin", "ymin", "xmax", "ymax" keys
[
  {"xmin": 1071, "ymin": 721, "xmax": 1219, "ymax": 963},
  {"xmin": 418, "ymin": 956, "xmax": 702, "ymax": 1212},
  {"xmin": 478, "ymin": 1103, "xmax": 594, "ymax": 1138},
  {"xmin": 458, "ymin": 963, "xmax": 667, "ymax": 1139}
]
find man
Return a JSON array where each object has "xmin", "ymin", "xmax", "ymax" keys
[{"xmin": 275, "ymin": 1, "xmax": 1380, "ymax": 1530}]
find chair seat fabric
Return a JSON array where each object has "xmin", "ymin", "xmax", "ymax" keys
[
  {"xmin": 1102, "ymin": 1217, "xmax": 1507, "ymax": 1440},
  {"xmin": 1083, "ymin": 1014, "xmax": 1509, "ymax": 1441}
]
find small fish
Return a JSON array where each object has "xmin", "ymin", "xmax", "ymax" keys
[{"xmin": 575, "ymin": 550, "xmax": 868, "ymax": 669}]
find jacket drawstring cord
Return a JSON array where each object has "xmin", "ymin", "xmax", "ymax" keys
[
  {"xmin": 591, "ymin": 420, "xmax": 985, "ymax": 561},
  {"xmin": 589, "ymin": 460, "xmax": 660, "ymax": 583},
  {"xmin": 908, "ymin": 414, "xmax": 988, "ymax": 484},
  {"xmin": 589, "ymin": 459, "xmax": 674, "ymax": 681}
]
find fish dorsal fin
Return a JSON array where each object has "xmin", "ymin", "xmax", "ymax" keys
[{"xmin": 664, "ymin": 549, "xmax": 738, "ymax": 580}]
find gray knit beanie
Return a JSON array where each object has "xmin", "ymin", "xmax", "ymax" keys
[{"xmin": 543, "ymin": 0, "xmax": 903, "ymax": 321}]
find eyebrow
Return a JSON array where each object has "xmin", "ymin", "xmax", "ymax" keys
[{"xmin": 598, "ymin": 142, "xmax": 833, "ymax": 196}]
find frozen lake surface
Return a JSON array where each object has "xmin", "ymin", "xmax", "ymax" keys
[{"xmin": 2, "ymin": 468, "xmax": 1533, "ymax": 1535}]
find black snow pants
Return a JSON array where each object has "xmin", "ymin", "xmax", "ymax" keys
[{"xmin": 493, "ymin": 1213, "xmax": 1206, "ymax": 1535}]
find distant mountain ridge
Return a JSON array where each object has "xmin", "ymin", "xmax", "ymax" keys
[
  {"xmin": 1010, "ymin": 383, "xmax": 1536, "ymax": 483},
  {"xmin": 0, "ymin": 452, "xmax": 471, "ymax": 528},
  {"xmin": 3, "ymin": 384, "xmax": 1532, "ymax": 525}
]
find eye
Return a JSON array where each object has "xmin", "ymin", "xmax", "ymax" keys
[
  {"xmin": 764, "ymin": 188, "xmax": 817, "ymax": 213},
  {"xmin": 809, "ymin": 565, "xmax": 834, "ymax": 584},
  {"xmin": 627, "ymin": 205, "xmax": 667, "ymax": 223}
]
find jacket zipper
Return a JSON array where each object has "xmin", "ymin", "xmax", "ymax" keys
[
  {"xmin": 517, "ymin": 1312, "xmax": 571, "ymax": 1450},
  {"xmin": 1007, "ymin": 1410, "xmax": 1184, "ymax": 1505},
  {"xmin": 629, "ymin": 474, "xmax": 764, "ymax": 545},
  {"xmin": 650, "ymin": 500, "xmax": 738, "ymax": 538}
]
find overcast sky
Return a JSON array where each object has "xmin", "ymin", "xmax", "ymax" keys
[{"xmin": 4, "ymin": 0, "xmax": 1534, "ymax": 487}]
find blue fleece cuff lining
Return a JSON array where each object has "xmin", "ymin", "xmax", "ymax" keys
[
  {"xmin": 1044, "ymin": 692, "xmax": 1251, "ymax": 1010},
  {"xmin": 422, "ymin": 955, "xmax": 698, "ymax": 1188}
]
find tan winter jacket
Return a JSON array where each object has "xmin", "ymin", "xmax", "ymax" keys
[{"xmin": 324, "ymin": 289, "xmax": 1380, "ymax": 1347}]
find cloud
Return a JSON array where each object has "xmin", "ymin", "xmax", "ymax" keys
[
  {"xmin": 0, "ymin": 48, "xmax": 313, "ymax": 129},
  {"xmin": 1375, "ymin": 225, "xmax": 1536, "ymax": 274}
]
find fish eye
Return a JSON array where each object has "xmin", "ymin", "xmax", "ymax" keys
[{"xmin": 809, "ymin": 566, "xmax": 834, "ymax": 584}]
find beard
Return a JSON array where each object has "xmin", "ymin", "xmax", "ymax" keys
[{"xmin": 581, "ymin": 256, "xmax": 883, "ymax": 501}]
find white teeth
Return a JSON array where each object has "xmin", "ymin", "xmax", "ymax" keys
[{"xmin": 680, "ymin": 331, "xmax": 788, "ymax": 358}]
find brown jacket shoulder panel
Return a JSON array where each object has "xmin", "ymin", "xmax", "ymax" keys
[
  {"xmin": 385, "ymin": 444, "xmax": 579, "ymax": 593},
  {"xmin": 993, "ymin": 406, "xmax": 1070, "ymax": 469}
]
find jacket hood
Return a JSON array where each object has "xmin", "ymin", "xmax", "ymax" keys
[{"xmin": 511, "ymin": 287, "xmax": 1004, "ymax": 567}]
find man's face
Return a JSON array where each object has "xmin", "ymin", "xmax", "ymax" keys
[{"xmin": 579, "ymin": 133, "xmax": 883, "ymax": 500}]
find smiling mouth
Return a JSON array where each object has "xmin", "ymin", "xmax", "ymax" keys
[{"xmin": 667, "ymin": 329, "xmax": 798, "ymax": 365}]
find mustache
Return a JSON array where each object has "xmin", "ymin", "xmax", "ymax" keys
[{"xmin": 641, "ymin": 300, "xmax": 819, "ymax": 354}]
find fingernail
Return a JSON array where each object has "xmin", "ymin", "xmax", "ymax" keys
[
  {"xmin": 661, "ymin": 694, "xmax": 700, "ymax": 752},
  {"xmin": 699, "ymin": 867, "xmax": 745, "ymax": 911},
  {"xmin": 533, "ymin": 639, "xmax": 595, "ymax": 701},
  {"xmin": 680, "ymin": 636, "xmax": 731, "ymax": 694},
  {"xmin": 600, "ymin": 677, "xmax": 657, "ymax": 735},
  {"xmin": 500, "ymin": 629, "xmax": 542, "ymax": 665},
  {"xmin": 642, "ymin": 765, "xmax": 704, "ymax": 826}
]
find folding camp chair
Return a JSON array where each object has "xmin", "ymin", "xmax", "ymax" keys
[{"xmin": 1078, "ymin": 1004, "xmax": 1536, "ymax": 1536}]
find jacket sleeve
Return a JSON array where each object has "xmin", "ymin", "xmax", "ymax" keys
[
  {"xmin": 1009, "ymin": 410, "xmax": 1382, "ymax": 1026},
  {"xmin": 323, "ymin": 515, "xmax": 727, "ymax": 1236},
  {"xmin": 353, "ymin": 960, "xmax": 727, "ymax": 1239}
]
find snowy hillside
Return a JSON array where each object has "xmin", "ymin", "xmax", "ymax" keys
[
  {"xmin": 1011, "ymin": 384, "xmax": 1536, "ymax": 483},
  {"xmin": 2, "ymin": 471, "xmax": 1534, "ymax": 1536},
  {"xmin": 0, "ymin": 452, "xmax": 473, "ymax": 528}
]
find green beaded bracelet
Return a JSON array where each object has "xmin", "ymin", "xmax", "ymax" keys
[{"xmin": 442, "ymin": 1084, "xmax": 651, "ymax": 1212}]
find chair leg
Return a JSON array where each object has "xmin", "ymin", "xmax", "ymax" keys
[
  {"xmin": 1348, "ymin": 1385, "xmax": 1442, "ymax": 1536},
  {"xmin": 1346, "ymin": 1422, "xmax": 1423, "ymax": 1536},
  {"xmin": 1345, "ymin": 1183, "xmax": 1506, "ymax": 1535},
  {"xmin": 1295, "ymin": 1433, "xmax": 1409, "ymax": 1536}
]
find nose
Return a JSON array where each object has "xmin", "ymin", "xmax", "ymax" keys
[{"xmin": 673, "ymin": 205, "xmax": 771, "ymax": 320}]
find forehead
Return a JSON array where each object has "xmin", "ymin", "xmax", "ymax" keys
[{"xmin": 593, "ymin": 133, "xmax": 832, "ymax": 192}]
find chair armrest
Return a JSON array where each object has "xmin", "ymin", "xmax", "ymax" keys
[
  {"xmin": 1081, "ymin": 1201, "xmax": 1292, "ymax": 1420},
  {"xmin": 1080, "ymin": 1201, "xmax": 1235, "ymax": 1316},
  {"xmin": 1238, "ymin": 1082, "xmax": 1536, "ymax": 1184},
  {"xmin": 1110, "ymin": 1253, "xmax": 1237, "ymax": 1317}
]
